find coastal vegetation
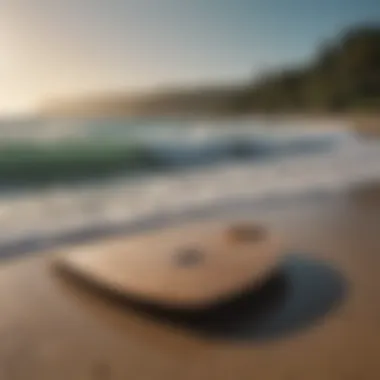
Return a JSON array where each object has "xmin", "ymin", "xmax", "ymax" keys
[{"xmin": 43, "ymin": 25, "xmax": 380, "ymax": 117}]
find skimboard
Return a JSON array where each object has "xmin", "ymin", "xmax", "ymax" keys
[{"xmin": 55, "ymin": 222, "xmax": 283, "ymax": 310}]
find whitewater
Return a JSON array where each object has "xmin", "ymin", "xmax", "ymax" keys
[{"xmin": 0, "ymin": 117, "xmax": 378, "ymax": 255}]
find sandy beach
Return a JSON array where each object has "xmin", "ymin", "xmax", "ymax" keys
[
  {"xmin": 0, "ymin": 3, "xmax": 379, "ymax": 378},
  {"xmin": 0, "ymin": 183, "xmax": 379, "ymax": 379}
]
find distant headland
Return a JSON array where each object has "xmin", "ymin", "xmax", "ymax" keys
[{"xmin": 41, "ymin": 25, "xmax": 380, "ymax": 118}]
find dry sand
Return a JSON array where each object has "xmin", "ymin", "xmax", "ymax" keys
[{"xmin": 0, "ymin": 184, "xmax": 380, "ymax": 379}]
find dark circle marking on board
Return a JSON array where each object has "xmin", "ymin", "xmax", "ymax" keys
[{"xmin": 174, "ymin": 248, "xmax": 204, "ymax": 267}]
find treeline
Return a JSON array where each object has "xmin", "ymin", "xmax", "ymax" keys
[
  {"xmin": 231, "ymin": 25, "xmax": 380, "ymax": 113},
  {"xmin": 43, "ymin": 25, "xmax": 380, "ymax": 116}
]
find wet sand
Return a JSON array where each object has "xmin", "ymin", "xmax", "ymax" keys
[{"xmin": 0, "ymin": 184, "xmax": 380, "ymax": 379}]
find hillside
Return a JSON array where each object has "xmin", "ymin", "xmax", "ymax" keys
[{"xmin": 42, "ymin": 25, "xmax": 380, "ymax": 116}]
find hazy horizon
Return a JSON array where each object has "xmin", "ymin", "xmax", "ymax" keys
[{"xmin": 0, "ymin": 0, "xmax": 379, "ymax": 114}]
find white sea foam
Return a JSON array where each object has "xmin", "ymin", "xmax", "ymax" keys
[{"xmin": 0, "ymin": 119, "xmax": 378, "ymax": 247}]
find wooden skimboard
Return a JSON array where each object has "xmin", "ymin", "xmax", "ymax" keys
[{"xmin": 55, "ymin": 222, "xmax": 283, "ymax": 310}]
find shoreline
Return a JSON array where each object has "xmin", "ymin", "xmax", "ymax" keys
[{"xmin": 0, "ymin": 180, "xmax": 378, "ymax": 263}]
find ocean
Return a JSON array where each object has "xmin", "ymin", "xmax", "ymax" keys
[{"xmin": 0, "ymin": 117, "xmax": 379, "ymax": 257}]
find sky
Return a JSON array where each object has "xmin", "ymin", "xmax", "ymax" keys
[{"xmin": 0, "ymin": 0, "xmax": 379, "ymax": 113}]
